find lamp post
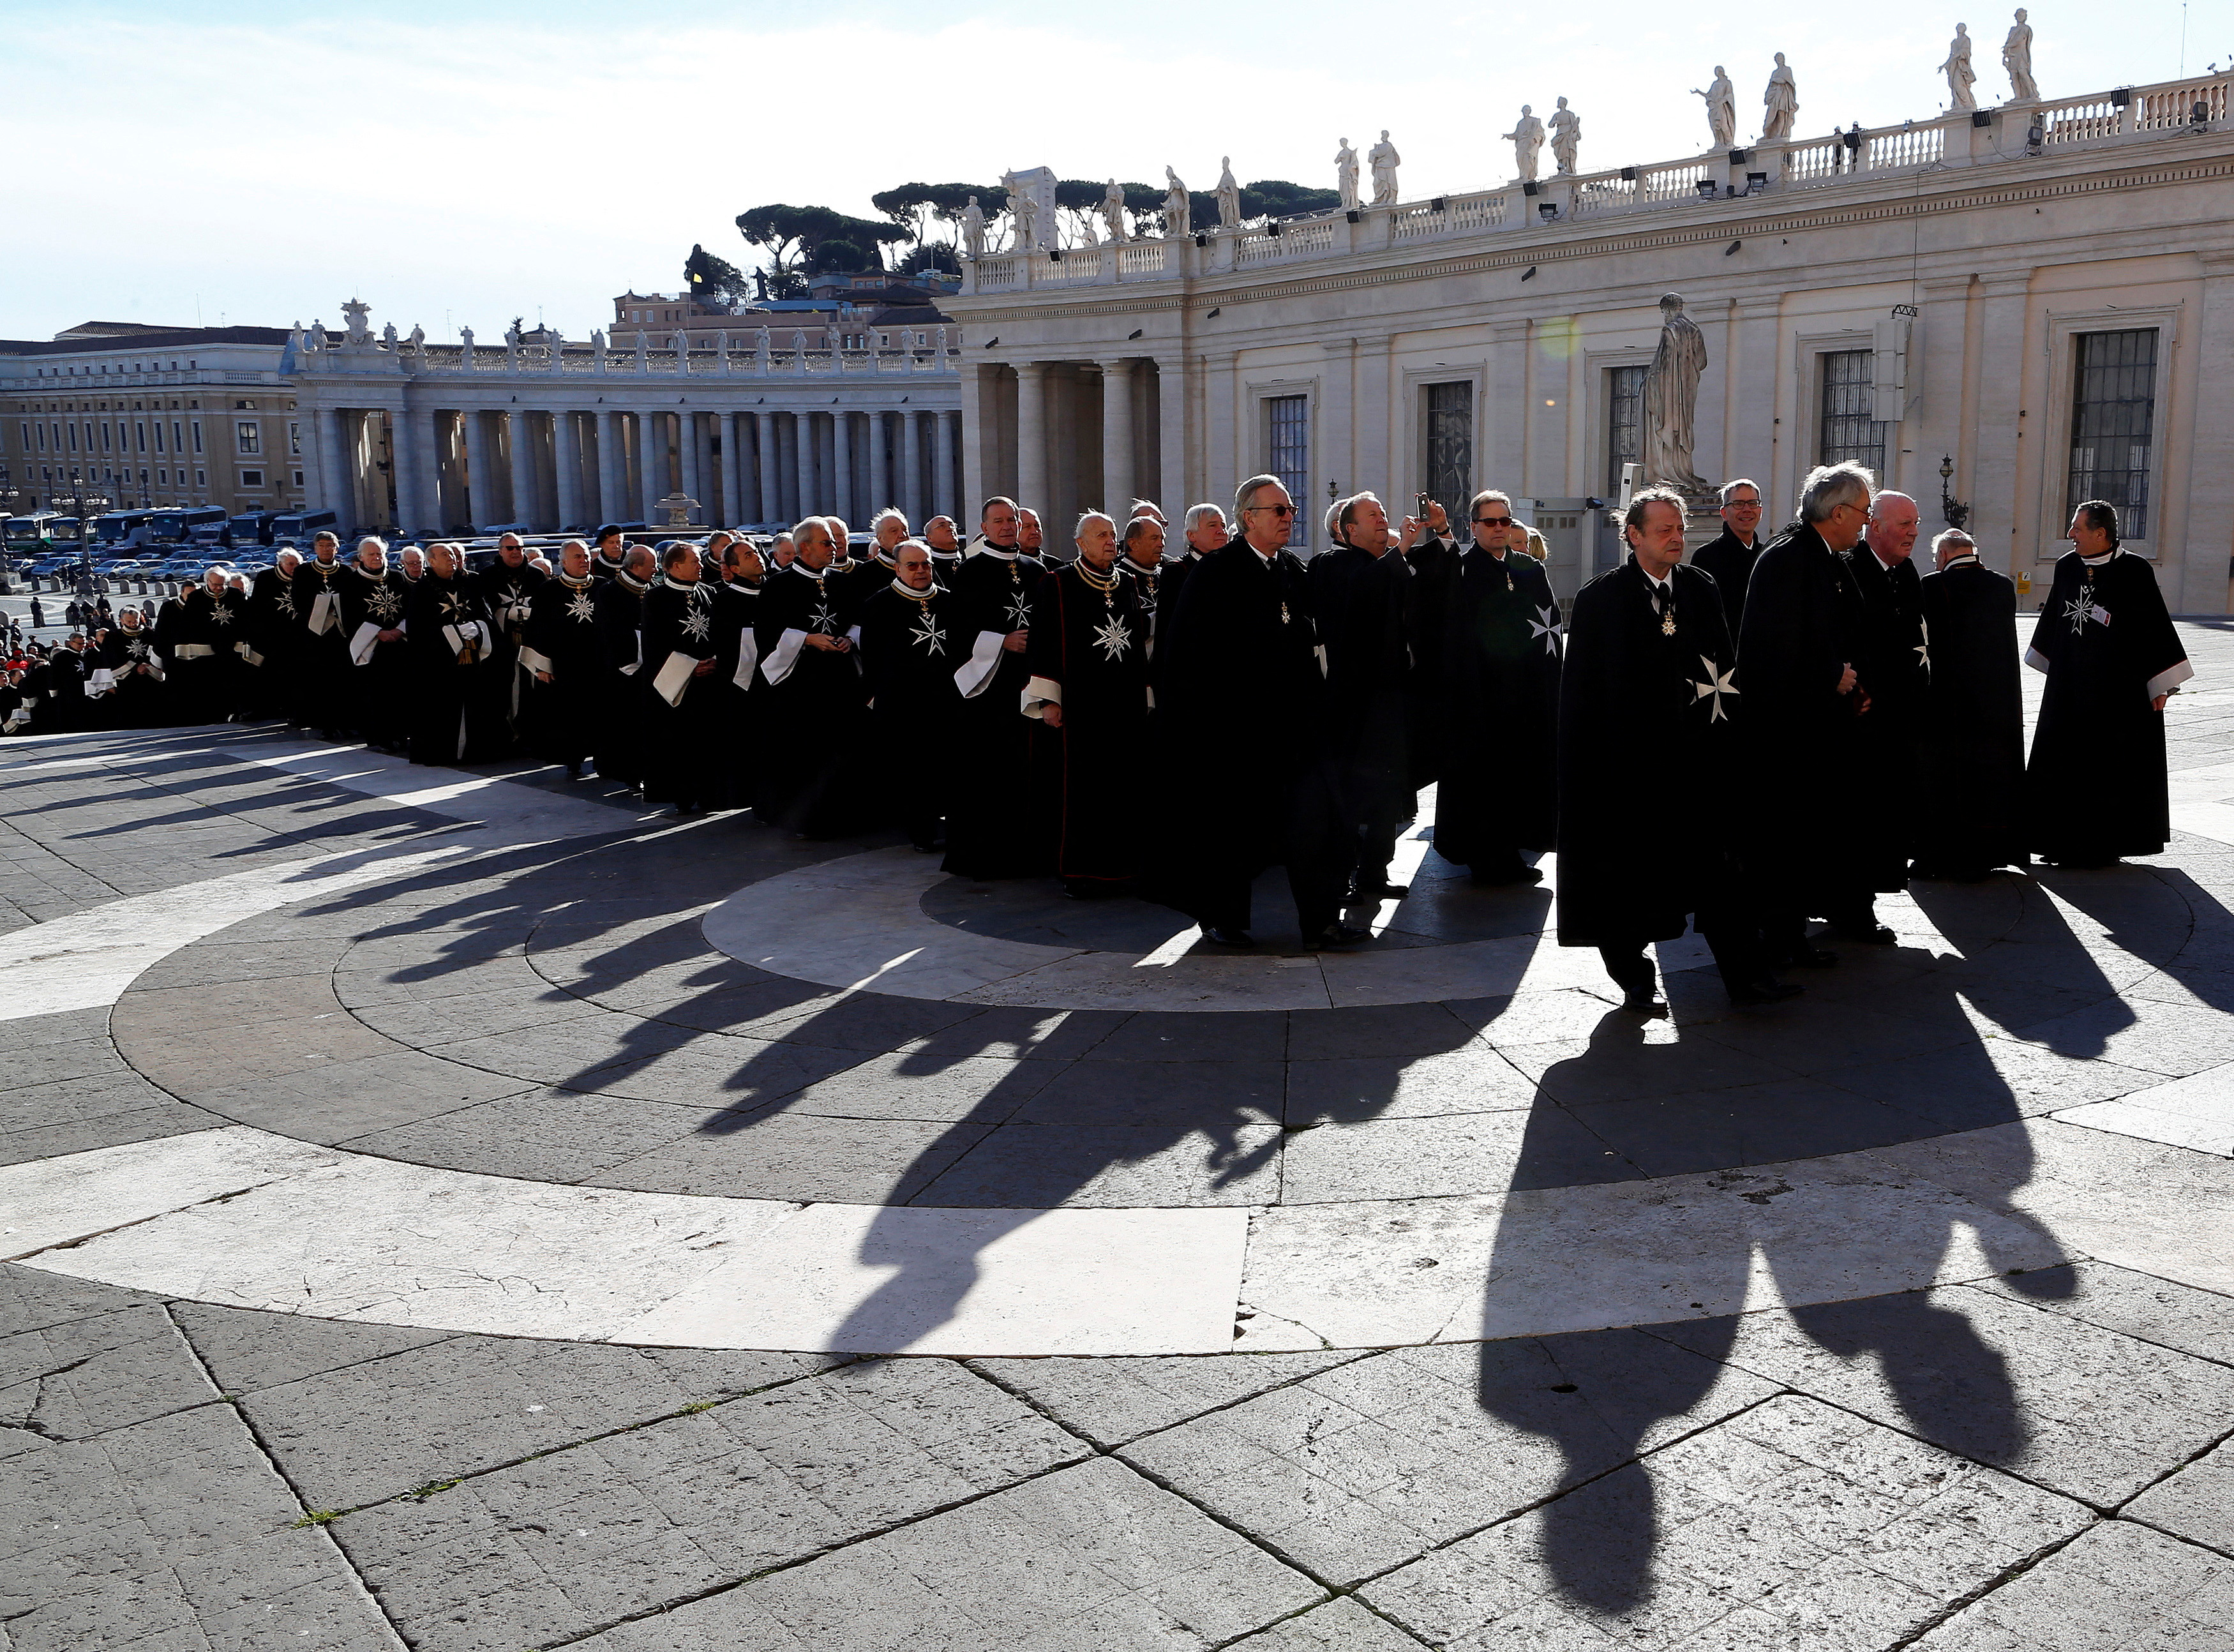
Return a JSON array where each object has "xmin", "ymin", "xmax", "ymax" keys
[
  {"xmin": 53, "ymin": 470, "xmax": 114, "ymax": 599},
  {"xmin": 0, "ymin": 465, "xmax": 22, "ymax": 591},
  {"xmin": 1938, "ymin": 454, "xmax": 1970, "ymax": 530}
]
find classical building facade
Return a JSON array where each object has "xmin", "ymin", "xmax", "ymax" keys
[
  {"xmin": 947, "ymin": 71, "xmax": 2234, "ymax": 612},
  {"xmin": 285, "ymin": 303, "xmax": 964, "ymax": 534}
]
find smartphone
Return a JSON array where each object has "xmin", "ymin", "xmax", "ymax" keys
[{"xmin": 1415, "ymin": 492, "xmax": 1431, "ymax": 519}]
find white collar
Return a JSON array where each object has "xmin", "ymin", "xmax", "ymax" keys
[
  {"xmin": 793, "ymin": 562, "xmax": 827, "ymax": 583},
  {"xmin": 659, "ymin": 575, "xmax": 701, "ymax": 594},
  {"xmin": 969, "ymin": 539, "xmax": 1019, "ymax": 562},
  {"xmin": 617, "ymin": 571, "xmax": 648, "ymax": 592},
  {"xmin": 892, "ymin": 577, "xmax": 936, "ymax": 599},
  {"xmin": 1870, "ymin": 545, "xmax": 1900, "ymax": 573},
  {"xmin": 2080, "ymin": 548, "xmax": 2118, "ymax": 567},
  {"xmin": 724, "ymin": 579, "xmax": 760, "ymax": 596}
]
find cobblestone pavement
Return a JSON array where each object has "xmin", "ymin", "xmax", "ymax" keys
[{"xmin": 4, "ymin": 624, "xmax": 2233, "ymax": 1649}]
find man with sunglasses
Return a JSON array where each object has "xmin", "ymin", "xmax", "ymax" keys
[
  {"xmin": 1158, "ymin": 475, "xmax": 1361, "ymax": 948},
  {"xmin": 1691, "ymin": 478, "xmax": 1766, "ymax": 635}
]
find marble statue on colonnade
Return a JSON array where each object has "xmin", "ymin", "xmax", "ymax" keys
[
  {"xmin": 1503, "ymin": 105, "xmax": 1546, "ymax": 181},
  {"xmin": 1693, "ymin": 66, "xmax": 1738, "ymax": 149},
  {"xmin": 1163, "ymin": 167, "xmax": 1190, "ymax": 237},
  {"xmin": 457, "ymin": 325, "xmax": 473, "ymax": 363},
  {"xmin": 1100, "ymin": 180, "xmax": 1128, "ymax": 244},
  {"xmin": 1549, "ymin": 98, "xmax": 1581, "ymax": 174},
  {"xmin": 1368, "ymin": 130, "xmax": 1400, "ymax": 204},
  {"xmin": 381, "ymin": 322, "xmax": 398, "ymax": 349},
  {"xmin": 1639, "ymin": 293, "xmax": 1712, "ymax": 494},
  {"xmin": 1762, "ymin": 53, "xmax": 1799, "ymax": 139},
  {"xmin": 1335, "ymin": 137, "xmax": 1360, "ymax": 208},
  {"xmin": 1940, "ymin": 23, "xmax": 1978, "ymax": 111},
  {"xmin": 1216, "ymin": 158, "xmax": 1241, "ymax": 229},
  {"xmin": 962, "ymin": 195, "xmax": 987, "ymax": 259},
  {"xmin": 2003, "ymin": 8, "xmax": 2037, "ymax": 101},
  {"xmin": 406, "ymin": 323, "xmax": 424, "ymax": 352}
]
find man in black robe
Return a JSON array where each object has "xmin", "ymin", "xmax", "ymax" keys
[
  {"xmin": 590, "ymin": 544, "xmax": 657, "ymax": 788},
  {"xmin": 474, "ymin": 532, "xmax": 549, "ymax": 751},
  {"xmin": 1399, "ymin": 497, "xmax": 1458, "ymax": 793},
  {"xmin": 588, "ymin": 524, "xmax": 629, "ymax": 582},
  {"xmin": 1436, "ymin": 488, "xmax": 1561, "ymax": 885},
  {"xmin": 636, "ymin": 543, "xmax": 723, "ymax": 816},
  {"xmin": 0, "ymin": 669, "xmax": 27, "ymax": 736},
  {"xmin": 244, "ymin": 548, "xmax": 304, "ymax": 725},
  {"xmin": 169, "ymin": 567, "xmax": 249, "ymax": 725},
  {"xmin": 1159, "ymin": 504, "xmax": 1229, "ymax": 635},
  {"xmin": 336, "ymin": 538, "xmax": 412, "ymax": 753},
  {"xmin": 36, "ymin": 636, "xmax": 93, "ymax": 733},
  {"xmin": 1158, "ymin": 475, "xmax": 1360, "ymax": 948},
  {"xmin": 1688, "ymin": 478, "xmax": 1766, "ymax": 636},
  {"xmin": 1914, "ymin": 529, "xmax": 2025, "ymax": 879},
  {"xmin": 857, "ymin": 539, "xmax": 963, "ymax": 851},
  {"xmin": 1310, "ymin": 493, "xmax": 1417, "ymax": 903},
  {"xmin": 521, "ymin": 541, "xmax": 604, "ymax": 779},
  {"xmin": 753, "ymin": 518, "xmax": 867, "ymax": 836},
  {"xmin": 707, "ymin": 537, "xmax": 765, "ymax": 813},
  {"xmin": 92, "ymin": 608, "xmax": 167, "ymax": 730},
  {"xmin": 403, "ymin": 543, "xmax": 497, "ymax": 765},
  {"xmin": 1737, "ymin": 462, "xmax": 1873, "ymax": 966},
  {"xmin": 290, "ymin": 530, "xmax": 354, "ymax": 739},
  {"xmin": 941, "ymin": 497, "xmax": 1048, "ymax": 876},
  {"xmin": 2026, "ymin": 500, "xmax": 2193, "ymax": 867},
  {"xmin": 1832, "ymin": 490, "xmax": 1929, "ymax": 943},
  {"xmin": 1557, "ymin": 488, "xmax": 1793, "ymax": 1012},
  {"xmin": 924, "ymin": 515, "xmax": 964, "ymax": 578},
  {"xmin": 1024, "ymin": 512, "xmax": 1153, "ymax": 894}
]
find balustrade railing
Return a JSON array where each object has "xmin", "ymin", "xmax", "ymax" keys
[{"xmin": 2039, "ymin": 94, "xmax": 2121, "ymax": 144}]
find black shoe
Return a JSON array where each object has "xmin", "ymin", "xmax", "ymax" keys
[
  {"xmin": 1203, "ymin": 927, "xmax": 1256, "ymax": 948},
  {"xmin": 1621, "ymin": 987, "xmax": 1668, "ymax": 1016},
  {"xmin": 1728, "ymin": 979, "xmax": 1805, "ymax": 1006},
  {"xmin": 565, "ymin": 760, "xmax": 583, "ymax": 779},
  {"xmin": 1348, "ymin": 880, "xmax": 1409, "ymax": 901},
  {"xmin": 1311, "ymin": 923, "xmax": 1373, "ymax": 949},
  {"xmin": 1783, "ymin": 945, "xmax": 1840, "ymax": 968}
]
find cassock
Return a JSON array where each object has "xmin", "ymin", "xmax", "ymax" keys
[
  {"xmin": 1556, "ymin": 557, "xmax": 1763, "ymax": 992},
  {"xmin": 1402, "ymin": 533, "xmax": 1459, "ymax": 789},
  {"xmin": 1434, "ymin": 545, "xmax": 1561, "ymax": 882},
  {"xmin": 1689, "ymin": 527, "xmax": 1762, "ymax": 638},
  {"xmin": 639, "ymin": 574, "xmax": 722, "ymax": 812},
  {"xmin": 0, "ymin": 678, "xmax": 26, "ymax": 736},
  {"xmin": 289, "ymin": 553, "xmax": 356, "ymax": 739},
  {"xmin": 336, "ymin": 564, "xmax": 412, "ymax": 752},
  {"xmin": 1308, "ymin": 541, "xmax": 1415, "ymax": 894},
  {"xmin": 1841, "ymin": 540, "xmax": 1930, "ymax": 906},
  {"xmin": 753, "ymin": 560, "xmax": 868, "ymax": 836},
  {"xmin": 2025, "ymin": 548, "xmax": 2193, "ymax": 864},
  {"xmin": 590, "ymin": 570, "xmax": 654, "ymax": 786},
  {"xmin": 1157, "ymin": 541, "xmax": 1346, "ymax": 939},
  {"xmin": 1736, "ymin": 522, "xmax": 1868, "ymax": 948},
  {"xmin": 403, "ymin": 570, "xmax": 497, "ymax": 765},
  {"xmin": 1023, "ymin": 559, "xmax": 1153, "ymax": 890},
  {"xmin": 474, "ymin": 557, "xmax": 550, "ymax": 746},
  {"xmin": 857, "ymin": 578, "xmax": 964, "ymax": 850},
  {"xmin": 706, "ymin": 576, "xmax": 763, "ymax": 812},
  {"xmin": 244, "ymin": 564, "xmax": 304, "ymax": 723},
  {"xmin": 168, "ymin": 585, "xmax": 249, "ymax": 725},
  {"xmin": 93, "ymin": 626, "xmax": 167, "ymax": 729},
  {"xmin": 941, "ymin": 539, "xmax": 1049, "ymax": 877},
  {"xmin": 589, "ymin": 546, "xmax": 628, "ymax": 582},
  {"xmin": 1915, "ymin": 554, "xmax": 2025, "ymax": 876},
  {"xmin": 1119, "ymin": 554, "xmax": 1168, "ymax": 655},
  {"xmin": 34, "ymin": 649, "xmax": 91, "ymax": 733},
  {"xmin": 520, "ymin": 572, "xmax": 603, "ymax": 774}
]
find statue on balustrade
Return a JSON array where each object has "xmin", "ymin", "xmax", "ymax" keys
[
  {"xmin": 1162, "ymin": 167, "xmax": 1190, "ymax": 237},
  {"xmin": 1503, "ymin": 104, "xmax": 1546, "ymax": 181},
  {"xmin": 306, "ymin": 321, "xmax": 326, "ymax": 352},
  {"xmin": 381, "ymin": 322, "xmax": 398, "ymax": 349},
  {"xmin": 792, "ymin": 329, "xmax": 809, "ymax": 356},
  {"xmin": 1100, "ymin": 179, "xmax": 1128, "ymax": 244},
  {"xmin": 342, "ymin": 299, "xmax": 372, "ymax": 345},
  {"xmin": 962, "ymin": 194, "xmax": 987, "ymax": 260},
  {"xmin": 407, "ymin": 324, "xmax": 425, "ymax": 352},
  {"xmin": 1548, "ymin": 98, "xmax": 1581, "ymax": 174},
  {"xmin": 1335, "ymin": 137, "xmax": 1360, "ymax": 208},
  {"xmin": 1639, "ymin": 294, "xmax": 1711, "ymax": 495},
  {"xmin": 1762, "ymin": 54, "xmax": 1799, "ymax": 139},
  {"xmin": 504, "ymin": 319, "xmax": 523, "ymax": 352},
  {"xmin": 457, "ymin": 325, "xmax": 473, "ymax": 361},
  {"xmin": 590, "ymin": 329, "xmax": 606, "ymax": 357},
  {"xmin": 2002, "ymin": 8, "xmax": 2037, "ymax": 101},
  {"xmin": 1940, "ymin": 23, "xmax": 1978, "ymax": 111},
  {"xmin": 754, "ymin": 326, "xmax": 771, "ymax": 360},
  {"xmin": 1216, "ymin": 158, "xmax": 1241, "ymax": 229},
  {"xmin": 1693, "ymin": 66, "xmax": 1738, "ymax": 149},
  {"xmin": 1368, "ymin": 130, "xmax": 1401, "ymax": 204}
]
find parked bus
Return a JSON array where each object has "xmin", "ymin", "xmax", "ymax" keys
[
  {"xmin": 227, "ymin": 511, "xmax": 280, "ymax": 547},
  {"xmin": 146, "ymin": 505, "xmax": 227, "ymax": 544},
  {"xmin": 91, "ymin": 509, "xmax": 158, "ymax": 547},
  {"xmin": 4, "ymin": 512, "xmax": 67, "ymax": 554},
  {"xmin": 267, "ymin": 508, "xmax": 338, "ymax": 546}
]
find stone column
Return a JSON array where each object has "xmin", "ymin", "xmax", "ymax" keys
[
  {"xmin": 678, "ymin": 412, "xmax": 703, "ymax": 519},
  {"xmin": 901, "ymin": 410, "xmax": 925, "ymax": 525},
  {"xmin": 386, "ymin": 407, "xmax": 419, "ymax": 533},
  {"xmin": 1016, "ymin": 362, "xmax": 1050, "ymax": 516},
  {"xmin": 936, "ymin": 409, "xmax": 957, "ymax": 521},
  {"xmin": 1098, "ymin": 359, "xmax": 1135, "ymax": 514},
  {"xmin": 553, "ymin": 411, "xmax": 583, "ymax": 530},
  {"xmin": 596, "ymin": 410, "xmax": 621, "ymax": 525},
  {"xmin": 719, "ymin": 412, "xmax": 742, "ymax": 527},
  {"xmin": 316, "ymin": 409, "xmax": 351, "ymax": 530},
  {"xmin": 868, "ymin": 412, "xmax": 890, "ymax": 517},
  {"xmin": 2177, "ymin": 253, "xmax": 2234, "ymax": 613},
  {"xmin": 638, "ymin": 410, "xmax": 663, "ymax": 520},
  {"xmin": 756, "ymin": 414, "xmax": 781, "ymax": 524},
  {"xmin": 461, "ymin": 410, "xmax": 493, "ymax": 531},
  {"xmin": 832, "ymin": 409, "xmax": 855, "ymax": 523},
  {"xmin": 507, "ymin": 410, "xmax": 537, "ymax": 529},
  {"xmin": 796, "ymin": 412, "xmax": 818, "ymax": 520},
  {"xmin": 777, "ymin": 414, "xmax": 798, "ymax": 522},
  {"xmin": 1205, "ymin": 353, "xmax": 1237, "ymax": 517},
  {"xmin": 1157, "ymin": 358, "xmax": 1189, "ymax": 516},
  {"xmin": 419, "ymin": 408, "xmax": 447, "ymax": 530}
]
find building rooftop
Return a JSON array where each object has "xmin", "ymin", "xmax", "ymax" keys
[{"xmin": 0, "ymin": 326, "xmax": 294, "ymax": 357}]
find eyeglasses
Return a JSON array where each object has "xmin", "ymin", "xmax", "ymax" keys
[
  {"xmin": 1247, "ymin": 503, "xmax": 1296, "ymax": 517},
  {"xmin": 1473, "ymin": 516, "xmax": 1513, "ymax": 527}
]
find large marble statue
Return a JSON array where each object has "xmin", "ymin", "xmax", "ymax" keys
[
  {"xmin": 1009, "ymin": 179, "xmax": 1039, "ymax": 252},
  {"xmin": 406, "ymin": 323, "xmax": 425, "ymax": 352},
  {"xmin": 1503, "ymin": 105, "xmax": 1546, "ymax": 182},
  {"xmin": 2002, "ymin": 8, "xmax": 2037, "ymax": 101},
  {"xmin": 305, "ymin": 320, "xmax": 326, "ymax": 353},
  {"xmin": 1762, "ymin": 52, "xmax": 1799, "ymax": 140},
  {"xmin": 1100, "ymin": 179, "xmax": 1128, "ymax": 244},
  {"xmin": 591, "ymin": 328, "xmax": 607, "ymax": 357},
  {"xmin": 1335, "ymin": 137, "xmax": 1360, "ymax": 208},
  {"xmin": 1548, "ymin": 98, "xmax": 1581, "ymax": 175},
  {"xmin": 1163, "ymin": 167, "xmax": 1190, "ymax": 237},
  {"xmin": 961, "ymin": 194, "xmax": 987, "ymax": 260},
  {"xmin": 342, "ymin": 299, "xmax": 373, "ymax": 346},
  {"xmin": 634, "ymin": 329, "xmax": 650, "ymax": 365},
  {"xmin": 456, "ymin": 324, "xmax": 472, "ymax": 362},
  {"xmin": 1693, "ymin": 66, "xmax": 1738, "ymax": 149},
  {"xmin": 1940, "ymin": 23, "xmax": 1978, "ymax": 110},
  {"xmin": 1368, "ymin": 130, "xmax": 1401, "ymax": 204},
  {"xmin": 792, "ymin": 329, "xmax": 809, "ymax": 355},
  {"xmin": 1215, "ymin": 157, "xmax": 1241, "ymax": 230},
  {"xmin": 381, "ymin": 321, "xmax": 398, "ymax": 349},
  {"xmin": 1640, "ymin": 294, "xmax": 1711, "ymax": 493},
  {"xmin": 754, "ymin": 326, "xmax": 770, "ymax": 361}
]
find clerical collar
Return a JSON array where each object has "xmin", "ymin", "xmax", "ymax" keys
[
  {"xmin": 659, "ymin": 575, "xmax": 701, "ymax": 594},
  {"xmin": 2080, "ymin": 548, "xmax": 2118, "ymax": 567},
  {"xmin": 724, "ymin": 579, "xmax": 761, "ymax": 596},
  {"xmin": 1942, "ymin": 553, "xmax": 1979, "ymax": 570},
  {"xmin": 350, "ymin": 564, "xmax": 386, "ymax": 582},
  {"xmin": 892, "ymin": 578, "xmax": 935, "ymax": 602},
  {"xmin": 793, "ymin": 562, "xmax": 828, "ymax": 583},
  {"xmin": 872, "ymin": 550, "xmax": 897, "ymax": 567},
  {"xmin": 617, "ymin": 571, "xmax": 648, "ymax": 592},
  {"xmin": 1123, "ymin": 557, "xmax": 1161, "ymax": 576},
  {"xmin": 929, "ymin": 548, "xmax": 961, "ymax": 560},
  {"xmin": 970, "ymin": 540, "xmax": 1019, "ymax": 562}
]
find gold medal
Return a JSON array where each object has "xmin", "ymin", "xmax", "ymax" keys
[
  {"xmin": 1661, "ymin": 612, "xmax": 1677, "ymax": 636},
  {"xmin": 1280, "ymin": 602, "xmax": 1291, "ymax": 624}
]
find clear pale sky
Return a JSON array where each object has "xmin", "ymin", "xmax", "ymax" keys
[{"xmin": 0, "ymin": 0, "xmax": 2216, "ymax": 343}]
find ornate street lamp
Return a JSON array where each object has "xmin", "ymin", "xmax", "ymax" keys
[{"xmin": 1938, "ymin": 454, "xmax": 1970, "ymax": 530}]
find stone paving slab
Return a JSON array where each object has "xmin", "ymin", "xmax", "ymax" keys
[{"xmin": 1908, "ymin": 1519, "xmax": 2234, "ymax": 1650}]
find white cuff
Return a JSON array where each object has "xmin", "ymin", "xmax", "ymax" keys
[
  {"xmin": 2023, "ymin": 647, "xmax": 2051, "ymax": 674},
  {"xmin": 518, "ymin": 645, "xmax": 553, "ymax": 675},
  {"xmin": 761, "ymin": 627, "xmax": 808, "ymax": 687},
  {"xmin": 349, "ymin": 622, "xmax": 384, "ymax": 666},
  {"xmin": 173, "ymin": 642, "xmax": 214, "ymax": 660},
  {"xmin": 2148, "ymin": 658, "xmax": 2195, "ymax": 699},
  {"xmin": 653, "ymin": 650, "xmax": 697, "ymax": 707},
  {"xmin": 1021, "ymin": 673, "xmax": 1062, "ymax": 719},
  {"xmin": 955, "ymin": 629, "xmax": 1006, "ymax": 699}
]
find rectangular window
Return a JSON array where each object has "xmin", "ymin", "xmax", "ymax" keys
[
  {"xmin": 2067, "ymin": 327, "xmax": 2157, "ymax": 541},
  {"xmin": 240, "ymin": 469, "xmax": 265, "ymax": 488},
  {"xmin": 288, "ymin": 421, "xmax": 301, "ymax": 456},
  {"xmin": 196, "ymin": 469, "xmax": 207, "ymax": 488},
  {"xmin": 237, "ymin": 421, "xmax": 261, "ymax": 454},
  {"xmin": 153, "ymin": 420, "xmax": 165, "ymax": 453},
  {"xmin": 17, "ymin": 423, "xmax": 27, "ymax": 451},
  {"xmin": 1423, "ymin": 382, "xmax": 1474, "ymax": 518},
  {"xmin": 135, "ymin": 421, "xmax": 146, "ymax": 453},
  {"xmin": 1607, "ymin": 364, "xmax": 1646, "ymax": 493},
  {"xmin": 67, "ymin": 423, "xmax": 79, "ymax": 452},
  {"xmin": 157, "ymin": 469, "xmax": 169, "ymax": 486},
  {"xmin": 171, "ymin": 421, "xmax": 183, "ymax": 454},
  {"xmin": 1818, "ymin": 349, "xmax": 1888, "ymax": 474},
  {"xmin": 1266, "ymin": 394, "xmax": 1309, "ymax": 549},
  {"xmin": 291, "ymin": 469, "xmax": 304, "ymax": 488},
  {"xmin": 191, "ymin": 420, "xmax": 203, "ymax": 454}
]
